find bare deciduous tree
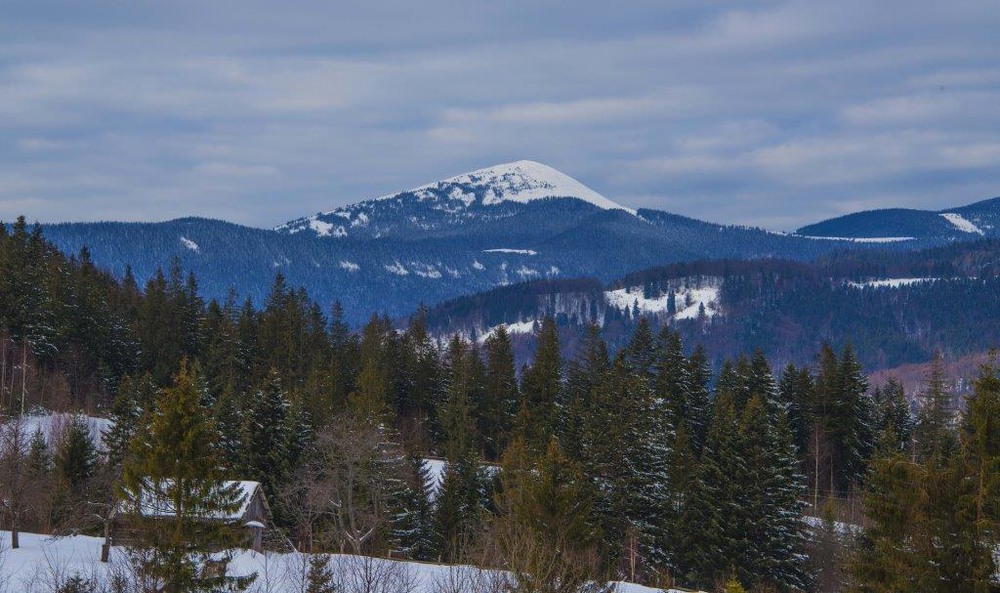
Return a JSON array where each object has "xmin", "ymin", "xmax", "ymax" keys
[{"xmin": 0, "ymin": 417, "xmax": 29, "ymax": 549}]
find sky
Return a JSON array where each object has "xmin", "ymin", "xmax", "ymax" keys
[{"xmin": 2, "ymin": 1, "xmax": 999, "ymax": 231}]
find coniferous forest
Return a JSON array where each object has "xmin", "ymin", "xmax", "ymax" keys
[{"xmin": 0, "ymin": 217, "xmax": 998, "ymax": 592}]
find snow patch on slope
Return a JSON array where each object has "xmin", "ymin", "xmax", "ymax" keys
[
  {"xmin": 848, "ymin": 278, "xmax": 936, "ymax": 289},
  {"xmin": 605, "ymin": 281, "xmax": 720, "ymax": 319},
  {"xmin": 483, "ymin": 248, "xmax": 538, "ymax": 255},
  {"xmin": 476, "ymin": 320, "xmax": 538, "ymax": 344},
  {"xmin": 940, "ymin": 212, "xmax": 984, "ymax": 235},
  {"xmin": 309, "ymin": 218, "xmax": 334, "ymax": 237},
  {"xmin": 798, "ymin": 235, "xmax": 915, "ymax": 243},
  {"xmin": 179, "ymin": 236, "xmax": 200, "ymax": 252}
]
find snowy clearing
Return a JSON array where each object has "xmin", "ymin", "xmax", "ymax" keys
[
  {"xmin": 797, "ymin": 235, "xmax": 916, "ymax": 243},
  {"xmin": 940, "ymin": 212, "xmax": 984, "ymax": 235},
  {"xmin": 476, "ymin": 320, "xmax": 538, "ymax": 344},
  {"xmin": 308, "ymin": 218, "xmax": 334, "ymax": 237},
  {"xmin": 605, "ymin": 284, "xmax": 719, "ymax": 319},
  {"xmin": 19, "ymin": 412, "xmax": 111, "ymax": 451},
  {"xmin": 482, "ymin": 248, "xmax": 538, "ymax": 255},
  {"xmin": 179, "ymin": 236, "xmax": 200, "ymax": 252},
  {"xmin": 847, "ymin": 278, "xmax": 936, "ymax": 289}
]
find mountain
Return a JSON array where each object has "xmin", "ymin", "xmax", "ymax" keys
[
  {"xmin": 276, "ymin": 160, "xmax": 635, "ymax": 240},
  {"xmin": 796, "ymin": 196, "xmax": 1000, "ymax": 239},
  {"xmin": 34, "ymin": 161, "xmax": 970, "ymax": 325},
  {"xmin": 416, "ymin": 239, "xmax": 1000, "ymax": 371}
]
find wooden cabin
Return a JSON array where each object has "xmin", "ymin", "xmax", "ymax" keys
[{"xmin": 112, "ymin": 480, "xmax": 273, "ymax": 552}]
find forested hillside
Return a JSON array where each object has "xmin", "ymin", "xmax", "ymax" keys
[
  {"xmin": 419, "ymin": 240, "xmax": 1000, "ymax": 372},
  {"xmin": 0, "ymin": 217, "xmax": 997, "ymax": 592}
]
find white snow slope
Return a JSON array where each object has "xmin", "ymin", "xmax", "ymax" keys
[
  {"xmin": 940, "ymin": 212, "xmax": 985, "ymax": 235},
  {"xmin": 398, "ymin": 160, "xmax": 636, "ymax": 214},
  {"xmin": 0, "ymin": 531, "xmax": 686, "ymax": 593},
  {"xmin": 278, "ymin": 160, "xmax": 637, "ymax": 236}
]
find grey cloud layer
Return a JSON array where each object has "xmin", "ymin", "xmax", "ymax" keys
[{"xmin": 2, "ymin": 0, "xmax": 999, "ymax": 230}]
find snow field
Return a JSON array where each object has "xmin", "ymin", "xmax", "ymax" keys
[{"xmin": 0, "ymin": 531, "xmax": 684, "ymax": 593}]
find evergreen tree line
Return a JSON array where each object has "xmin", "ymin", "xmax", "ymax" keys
[{"xmin": 0, "ymin": 219, "xmax": 998, "ymax": 592}]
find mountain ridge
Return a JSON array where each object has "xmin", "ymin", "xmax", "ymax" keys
[{"xmin": 30, "ymin": 160, "xmax": 998, "ymax": 325}]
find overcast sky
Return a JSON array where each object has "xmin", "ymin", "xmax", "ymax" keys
[{"xmin": 2, "ymin": 1, "xmax": 999, "ymax": 231}]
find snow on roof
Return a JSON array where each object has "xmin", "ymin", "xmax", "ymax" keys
[{"xmin": 119, "ymin": 480, "xmax": 261, "ymax": 521}]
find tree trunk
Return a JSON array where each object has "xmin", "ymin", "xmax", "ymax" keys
[
  {"xmin": 101, "ymin": 520, "xmax": 111, "ymax": 562},
  {"xmin": 11, "ymin": 524, "xmax": 18, "ymax": 549}
]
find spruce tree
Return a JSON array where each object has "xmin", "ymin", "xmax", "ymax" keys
[
  {"xmin": 482, "ymin": 326, "xmax": 520, "ymax": 460},
  {"xmin": 958, "ymin": 363, "xmax": 1000, "ymax": 584},
  {"xmin": 103, "ymin": 373, "xmax": 157, "ymax": 468},
  {"xmin": 239, "ymin": 370, "xmax": 292, "ymax": 499},
  {"xmin": 560, "ymin": 323, "xmax": 608, "ymax": 462},
  {"xmin": 517, "ymin": 317, "xmax": 561, "ymax": 454},
  {"xmin": 120, "ymin": 362, "xmax": 254, "ymax": 593},
  {"xmin": 54, "ymin": 414, "xmax": 97, "ymax": 496},
  {"xmin": 685, "ymin": 345, "xmax": 712, "ymax": 453},
  {"xmin": 914, "ymin": 352, "xmax": 956, "ymax": 464},
  {"xmin": 305, "ymin": 554, "xmax": 337, "ymax": 593},
  {"xmin": 391, "ymin": 455, "xmax": 437, "ymax": 561},
  {"xmin": 493, "ymin": 437, "xmax": 605, "ymax": 593}
]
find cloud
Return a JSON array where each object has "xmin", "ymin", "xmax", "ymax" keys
[{"xmin": 0, "ymin": 0, "xmax": 998, "ymax": 230}]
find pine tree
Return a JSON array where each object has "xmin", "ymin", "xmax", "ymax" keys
[
  {"xmin": 482, "ymin": 326, "xmax": 519, "ymax": 460},
  {"xmin": 737, "ymin": 395, "xmax": 809, "ymax": 591},
  {"xmin": 239, "ymin": 370, "xmax": 292, "ymax": 499},
  {"xmin": 391, "ymin": 455, "xmax": 437, "ymax": 561},
  {"xmin": 517, "ymin": 317, "xmax": 561, "ymax": 453},
  {"xmin": 103, "ymin": 373, "xmax": 157, "ymax": 468},
  {"xmin": 872, "ymin": 376, "xmax": 913, "ymax": 455},
  {"xmin": 675, "ymin": 393, "xmax": 741, "ymax": 588},
  {"xmin": 654, "ymin": 328, "xmax": 691, "ymax": 443},
  {"xmin": 441, "ymin": 336, "xmax": 479, "ymax": 460},
  {"xmin": 778, "ymin": 364, "xmax": 814, "ymax": 459},
  {"xmin": 433, "ymin": 453, "xmax": 487, "ymax": 561},
  {"xmin": 305, "ymin": 554, "xmax": 337, "ymax": 593},
  {"xmin": 493, "ymin": 437, "xmax": 605, "ymax": 593},
  {"xmin": 119, "ymin": 362, "xmax": 254, "ymax": 593},
  {"xmin": 560, "ymin": 323, "xmax": 608, "ymax": 462},
  {"xmin": 914, "ymin": 352, "xmax": 956, "ymax": 464},
  {"xmin": 685, "ymin": 345, "xmax": 712, "ymax": 453},
  {"xmin": 54, "ymin": 414, "xmax": 97, "ymax": 496},
  {"xmin": 958, "ymin": 363, "xmax": 1000, "ymax": 584}
]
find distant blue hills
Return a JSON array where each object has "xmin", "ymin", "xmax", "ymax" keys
[{"xmin": 33, "ymin": 161, "xmax": 998, "ymax": 324}]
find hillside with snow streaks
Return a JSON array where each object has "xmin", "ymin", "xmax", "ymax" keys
[
  {"xmin": 40, "ymin": 162, "xmax": 989, "ymax": 325},
  {"xmin": 276, "ymin": 160, "xmax": 635, "ymax": 240}
]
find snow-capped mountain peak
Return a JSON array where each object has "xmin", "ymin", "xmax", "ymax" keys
[
  {"xmin": 398, "ymin": 160, "xmax": 635, "ymax": 213},
  {"xmin": 276, "ymin": 160, "xmax": 635, "ymax": 239}
]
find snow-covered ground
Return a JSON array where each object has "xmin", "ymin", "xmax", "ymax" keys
[
  {"xmin": 605, "ymin": 283, "xmax": 719, "ymax": 320},
  {"xmin": 0, "ymin": 531, "xmax": 683, "ymax": 593},
  {"xmin": 475, "ymin": 320, "xmax": 538, "ymax": 344},
  {"xmin": 797, "ymin": 235, "xmax": 916, "ymax": 243},
  {"xmin": 940, "ymin": 212, "xmax": 984, "ymax": 235},
  {"xmin": 391, "ymin": 160, "xmax": 636, "ymax": 215},
  {"xmin": 18, "ymin": 412, "xmax": 111, "ymax": 451},
  {"xmin": 847, "ymin": 278, "xmax": 936, "ymax": 289},
  {"xmin": 482, "ymin": 248, "xmax": 538, "ymax": 255}
]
